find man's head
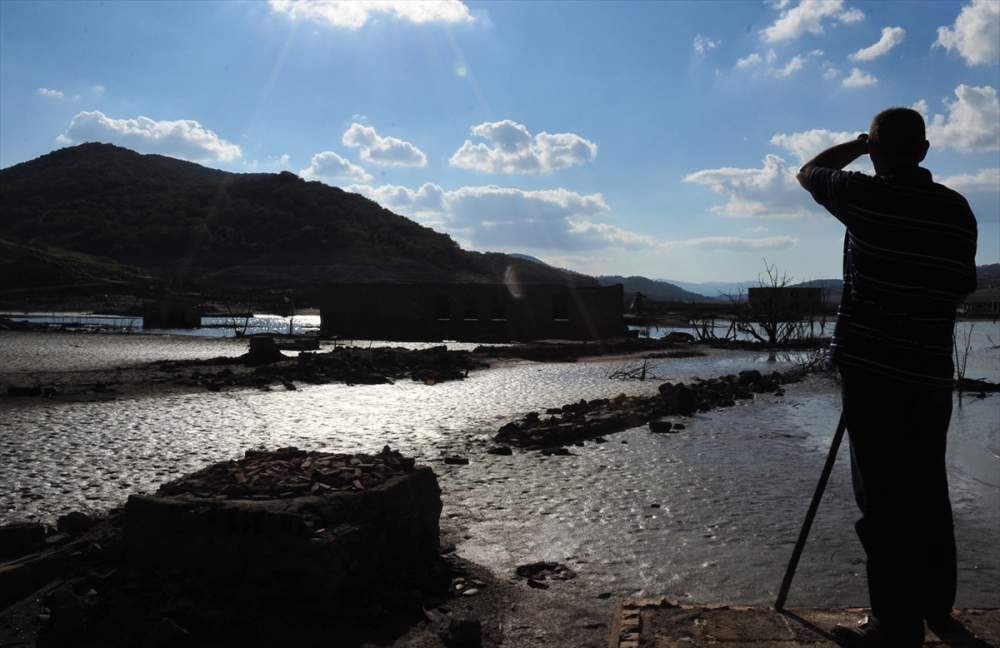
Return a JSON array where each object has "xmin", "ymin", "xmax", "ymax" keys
[{"xmin": 868, "ymin": 107, "xmax": 930, "ymax": 172}]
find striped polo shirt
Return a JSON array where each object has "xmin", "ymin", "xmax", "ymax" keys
[{"xmin": 806, "ymin": 166, "xmax": 978, "ymax": 386}]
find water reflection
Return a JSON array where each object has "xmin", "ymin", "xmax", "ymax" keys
[{"xmin": 0, "ymin": 332, "xmax": 996, "ymax": 608}]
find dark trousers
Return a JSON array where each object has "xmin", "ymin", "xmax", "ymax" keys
[{"xmin": 840, "ymin": 364, "xmax": 957, "ymax": 643}]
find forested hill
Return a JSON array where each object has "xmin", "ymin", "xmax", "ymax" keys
[{"xmin": 0, "ymin": 143, "xmax": 593, "ymax": 293}]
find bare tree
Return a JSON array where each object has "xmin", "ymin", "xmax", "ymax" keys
[
  {"xmin": 953, "ymin": 321, "xmax": 976, "ymax": 407},
  {"xmin": 726, "ymin": 260, "xmax": 809, "ymax": 346}
]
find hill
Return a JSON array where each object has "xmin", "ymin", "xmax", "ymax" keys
[
  {"xmin": 0, "ymin": 144, "xmax": 594, "ymax": 307},
  {"xmin": 596, "ymin": 275, "xmax": 721, "ymax": 304}
]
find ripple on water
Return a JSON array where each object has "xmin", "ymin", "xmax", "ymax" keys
[{"xmin": 1, "ymin": 336, "xmax": 996, "ymax": 608}]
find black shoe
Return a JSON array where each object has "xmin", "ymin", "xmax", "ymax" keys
[{"xmin": 831, "ymin": 616, "xmax": 922, "ymax": 647}]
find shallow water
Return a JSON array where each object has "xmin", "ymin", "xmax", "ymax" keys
[{"xmin": 1, "ymin": 327, "xmax": 997, "ymax": 608}]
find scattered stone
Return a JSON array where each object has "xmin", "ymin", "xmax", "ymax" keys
[
  {"xmin": 440, "ymin": 616, "xmax": 482, "ymax": 647},
  {"xmin": 56, "ymin": 511, "xmax": 93, "ymax": 535},
  {"xmin": 6, "ymin": 385, "xmax": 42, "ymax": 397},
  {"xmin": 444, "ymin": 456, "xmax": 470, "ymax": 465},
  {"xmin": 0, "ymin": 522, "xmax": 46, "ymax": 560},
  {"xmin": 540, "ymin": 447, "xmax": 570, "ymax": 456},
  {"xmin": 494, "ymin": 368, "xmax": 801, "ymax": 448},
  {"xmin": 142, "ymin": 617, "xmax": 193, "ymax": 648},
  {"xmin": 486, "ymin": 446, "xmax": 512, "ymax": 456},
  {"xmin": 155, "ymin": 445, "xmax": 415, "ymax": 498},
  {"xmin": 526, "ymin": 579, "xmax": 548, "ymax": 589},
  {"xmin": 648, "ymin": 420, "xmax": 673, "ymax": 433},
  {"xmin": 515, "ymin": 561, "xmax": 577, "ymax": 581}
]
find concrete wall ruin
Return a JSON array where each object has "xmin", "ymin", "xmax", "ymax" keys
[
  {"xmin": 319, "ymin": 283, "xmax": 624, "ymax": 342},
  {"xmin": 122, "ymin": 466, "xmax": 441, "ymax": 606}
]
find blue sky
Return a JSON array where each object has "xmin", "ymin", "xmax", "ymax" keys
[{"xmin": 2, "ymin": 0, "xmax": 997, "ymax": 284}]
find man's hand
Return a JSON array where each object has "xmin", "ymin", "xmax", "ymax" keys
[{"xmin": 797, "ymin": 135, "xmax": 870, "ymax": 190}]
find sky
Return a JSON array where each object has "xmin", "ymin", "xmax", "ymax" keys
[{"xmin": 1, "ymin": 0, "xmax": 998, "ymax": 285}]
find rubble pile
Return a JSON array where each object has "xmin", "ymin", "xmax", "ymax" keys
[
  {"xmin": 156, "ymin": 446, "xmax": 416, "ymax": 500},
  {"xmin": 494, "ymin": 369, "xmax": 800, "ymax": 449},
  {"xmin": 156, "ymin": 344, "xmax": 488, "ymax": 392}
]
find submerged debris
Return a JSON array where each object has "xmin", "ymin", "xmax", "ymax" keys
[{"xmin": 494, "ymin": 369, "xmax": 800, "ymax": 449}]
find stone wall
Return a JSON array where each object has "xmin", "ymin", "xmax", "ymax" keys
[{"xmin": 123, "ymin": 465, "xmax": 441, "ymax": 605}]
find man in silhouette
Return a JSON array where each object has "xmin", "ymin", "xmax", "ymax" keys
[{"xmin": 797, "ymin": 107, "xmax": 978, "ymax": 647}]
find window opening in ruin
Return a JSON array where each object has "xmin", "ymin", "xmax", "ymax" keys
[
  {"xmin": 491, "ymin": 295, "xmax": 507, "ymax": 321},
  {"xmin": 552, "ymin": 294, "xmax": 570, "ymax": 321},
  {"xmin": 462, "ymin": 296, "xmax": 479, "ymax": 321},
  {"xmin": 435, "ymin": 294, "xmax": 452, "ymax": 320}
]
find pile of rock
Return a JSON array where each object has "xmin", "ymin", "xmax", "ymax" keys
[
  {"xmin": 155, "ymin": 446, "xmax": 416, "ymax": 499},
  {"xmin": 156, "ymin": 344, "xmax": 488, "ymax": 392},
  {"xmin": 494, "ymin": 369, "xmax": 797, "ymax": 449}
]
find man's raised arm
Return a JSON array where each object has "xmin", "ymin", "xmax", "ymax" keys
[{"xmin": 796, "ymin": 134, "xmax": 870, "ymax": 190}]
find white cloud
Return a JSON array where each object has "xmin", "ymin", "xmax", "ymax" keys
[
  {"xmin": 449, "ymin": 120, "xmax": 598, "ymax": 174},
  {"xmin": 737, "ymin": 53, "xmax": 763, "ymax": 68},
  {"xmin": 771, "ymin": 129, "xmax": 854, "ymax": 163},
  {"xmin": 939, "ymin": 167, "xmax": 1000, "ymax": 193},
  {"xmin": 567, "ymin": 220, "xmax": 658, "ymax": 249},
  {"xmin": 824, "ymin": 64, "xmax": 840, "ymax": 79},
  {"xmin": 57, "ymin": 111, "xmax": 242, "ymax": 162},
  {"xmin": 342, "ymin": 123, "xmax": 427, "ymax": 167},
  {"xmin": 346, "ymin": 182, "xmax": 626, "ymax": 250},
  {"xmin": 842, "ymin": 67, "xmax": 877, "ymax": 87},
  {"xmin": 36, "ymin": 88, "xmax": 64, "ymax": 99},
  {"xmin": 762, "ymin": 0, "xmax": 864, "ymax": 43},
  {"xmin": 934, "ymin": 0, "xmax": 1000, "ymax": 67},
  {"xmin": 300, "ymin": 151, "xmax": 372, "ymax": 181},
  {"xmin": 268, "ymin": 0, "xmax": 473, "ymax": 29},
  {"xmin": 778, "ymin": 55, "xmax": 807, "ymax": 77},
  {"xmin": 923, "ymin": 85, "xmax": 1000, "ymax": 152},
  {"xmin": 661, "ymin": 236, "xmax": 797, "ymax": 252},
  {"xmin": 849, "ymin": 26, "xmax": 905, "ymax": 61},
  {"xmin": 694, "ymin": 35, "xmax": 719, "ymax": 55},
  {"xmin": 92, "ymin": 85, "xmax": 105, "ymax": 94},
  {"xmin": 683, "ymin": 154, "xmax": 814, "ymax": 218}
]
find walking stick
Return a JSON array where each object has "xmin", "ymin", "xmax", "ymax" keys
[{"xmin": 775, "ymin": 411, "xmax": 847, "ymax": 610}]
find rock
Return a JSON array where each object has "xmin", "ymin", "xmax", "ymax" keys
[
  {"xmin": 444, "ymin": 456, "xmax": 469, "ymax": 465},
  {"xmin": 648, "ymin": 420, "xmax": 673, "ymax": 433},
  {"xmin": 526, "ymin": 578, "xmax": 548, "ymax": 589},
  {"xmin": 441, "ymin": 616, "xmax": 482, "ymax": 647},
  {"xmin": 486, "ymin": 446, "xmax": 512, "ymax": 456},
  {"xmin": 0, "ymin": 521, "xmax": 46, "ymax": 560},
  {"xmin": 142, "ymin": 617, "xmax": 193, "ymax": 648},
  {"xmin": 36, "ymin": 586, "xmax": 86, "ymax": 648},
  {"xmin": 57, "ymin": 511, "xmax": 93, "ymax": 535},
  {"xmin": 6, "ymin": 385, "xmax": 42, "ymax": 397},
  {"xmin": 516, "ymin": 561, "xmax": 577, "ymax": 581}
]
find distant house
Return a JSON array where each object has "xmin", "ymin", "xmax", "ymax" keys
[
  {"xmin": 320, "ymin": 283, "xmax": 624, "ymax": 342},
  {"xmin": 746, "ymin": 287, "xmax": 823, "ymax": 319}
]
